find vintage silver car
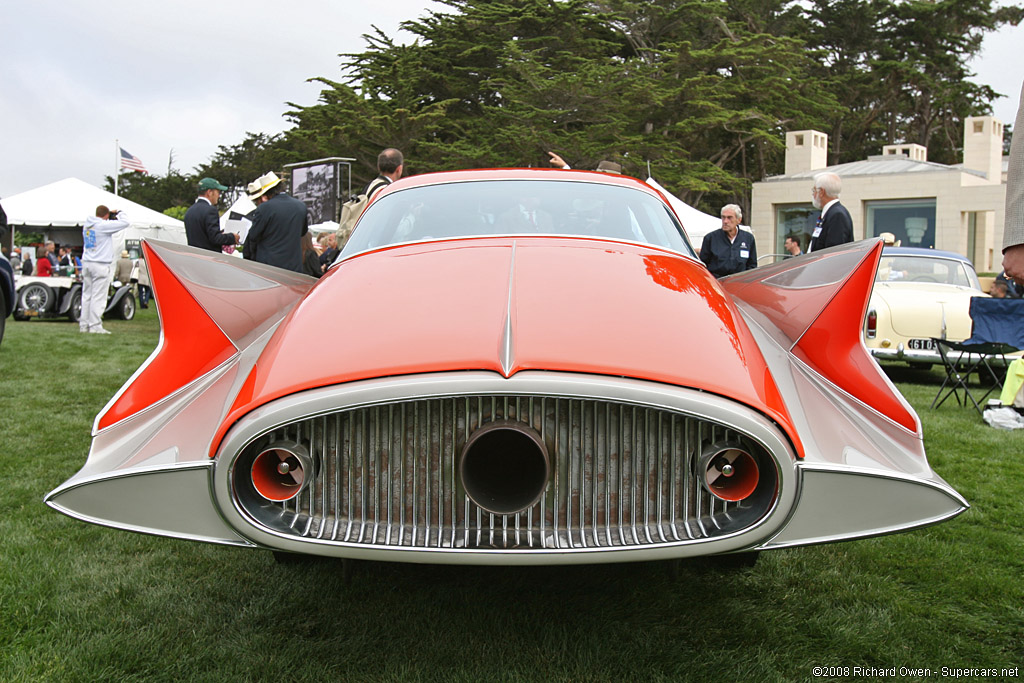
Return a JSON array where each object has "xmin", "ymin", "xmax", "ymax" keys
[{"xmin": 14, "ymin": 274, "xmax": 136, "ymax": 322}]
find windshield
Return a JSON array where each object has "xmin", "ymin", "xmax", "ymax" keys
[
  {"xmin": 339, "ymin": 179, "xmax": 696, "ymax": 258},
  {"xmin": 876, "ymin": 254, "xmax": 980, "ymax": 289}
]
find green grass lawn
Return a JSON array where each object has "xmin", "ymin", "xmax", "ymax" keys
[{"xmin": 1, "ymin": 312, "xmax": 1021, "ymax": 682}]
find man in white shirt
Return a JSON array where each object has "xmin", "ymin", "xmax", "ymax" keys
[{"xmin": 80, "ymin": 205, "xmax": 129, "ymax": 334}]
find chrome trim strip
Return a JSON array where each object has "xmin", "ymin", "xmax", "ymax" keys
[
  {"xmin": 46, "ymin": 459, "xmax": 204, "ymax": 497},
  {"xmin": 500, "ymin": 242, "xmax": 517, "ymax": 376}
]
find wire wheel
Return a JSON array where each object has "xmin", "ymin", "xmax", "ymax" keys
[
  {"xmin": 117, "ymin": 293, "xmax": 135, "ymax": 320},
  {"xmin": 19, "ymin": 283, "xmax": 54, "ymax": 315}
]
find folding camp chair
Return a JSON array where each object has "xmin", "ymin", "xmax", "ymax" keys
[{"xmin": 930, "ymin": 298, "xmax": 1024, "ymax": 414}]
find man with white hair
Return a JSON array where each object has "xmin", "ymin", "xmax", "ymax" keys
[
  {"xmin": 699, "ymin": 204, "xmax": 757, "ymax": 278},
  {"xmin": 808, "ymin": 172, "xmax": 853, "ymax": 252}
]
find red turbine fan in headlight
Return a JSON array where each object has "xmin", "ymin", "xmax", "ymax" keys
[
  {"xmin": 251, "ymin": 443, "xmax": 315, "ymax": 502},
  {"xmin": 700, "ymin": 444, "xmax": 760, "ymax": 502}
]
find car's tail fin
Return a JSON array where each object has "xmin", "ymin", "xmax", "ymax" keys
[
  {"xmin": 95, "ymin": 240, "xmax": 315, "ymax": 432},
  {"xmin": 721, "ymin": 239, "xmax": 917, "ymax": 433}
]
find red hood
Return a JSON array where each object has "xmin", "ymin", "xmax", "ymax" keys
[{"xmin": 229, "ymin": 237, "xmax": 791, "ymax": 430}]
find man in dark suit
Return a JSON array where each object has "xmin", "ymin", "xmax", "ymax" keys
[
  {"xmin": 808, "ymin": 172, "xmax": 854, "ymax": 252},
  {"xmin": 185, "ymin": 178, "xmax": 237, "ymax": 252},
  {"xmin": 243, "ymin": 171, "xmax": 309, "ymax": 273}
]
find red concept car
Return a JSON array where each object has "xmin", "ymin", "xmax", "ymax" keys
[{"xmin": 46, "ymin": 169, "xmax": 967, "ymax": 565}]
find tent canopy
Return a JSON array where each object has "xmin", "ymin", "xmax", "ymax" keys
[
  {"xmin": 3, "ymin": 177, "xmax": 186, "ymax": 245},
  {"xmin": 645, "ymin": 177, "xmax": 750, "ymax": 247}
]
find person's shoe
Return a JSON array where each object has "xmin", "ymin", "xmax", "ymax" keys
[{"xmin": 89, "ymin": 326, "xmax": 112, "ymax": 335}]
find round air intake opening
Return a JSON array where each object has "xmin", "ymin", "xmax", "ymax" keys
[
  {"xmin": 699, "ymin": 443, "xmax": 760, "ymax": 502},
  {"xmin": 459, "ymin": 421, "xmax": 550, "ymax": 516},
  {"xmin": 251, "ymin": 442, "xmax": 315, "ymax": 502}
]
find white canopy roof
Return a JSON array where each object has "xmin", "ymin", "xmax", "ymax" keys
[
  {"xmin": 2, "ymin": 177, "xmax": 186, "ymax": 244},
  {"xmin": 309, "ymin": 221, "xmax": 339, "ymax": 234},
  {"xmin": 645, "ymin": 177, "xmax": 722, "ymax": 245}
]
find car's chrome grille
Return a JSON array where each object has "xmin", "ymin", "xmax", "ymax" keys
[{"xmin": 234, "ymin": 396, "xmax": 777, "ymax": 551}]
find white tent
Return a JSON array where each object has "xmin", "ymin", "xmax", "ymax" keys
[
  {"xmin": 3, "ymin": 178, "xmax": 186, "ymax": 249},
  {"xmin": 645, "ymin": 177, "xmax": 721, "ymax": 245},
  {"xmin": 308, "ymin": 221, "xmax": 339, "ymax": 235},
  {"xmin": 645, "ymin": 177, "xmax": 751, "ymax": 247}
]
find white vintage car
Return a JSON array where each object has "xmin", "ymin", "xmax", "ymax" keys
[
  {"xmin": 864, "ymin": 247, "xmax": 985, "ymax": 367},
  {"xmin": 14, "ymin": 273, "xmax": 136, "ymax": 322}
]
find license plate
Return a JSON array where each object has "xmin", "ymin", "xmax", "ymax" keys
[{"xmin": 908, "ymin": 338, "xmax": 935, "ymax": 351}]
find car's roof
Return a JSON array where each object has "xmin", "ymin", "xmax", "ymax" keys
[
  {"xmin": 881, "ymin": 246, "xmax": 972, "ymax": 263},
  {"xmin": 382, "ymin": 167, "xmax": 661, "ymax": 196}
]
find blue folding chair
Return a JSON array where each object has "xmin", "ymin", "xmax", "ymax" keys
[{"xmin": 931, "ymin": 298, "xmax": 1024, "ymax": 414}]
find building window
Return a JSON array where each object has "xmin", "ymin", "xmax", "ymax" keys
[
  {"xmin": 866, "ymin": 199, "xmax": 936, "ymax": 249},
  {"xmin": 774, "ymin": 204, "xmax": 817, "ymax": 254}
]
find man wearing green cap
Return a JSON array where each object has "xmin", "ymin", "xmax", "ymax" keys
[{"xmin": 185, "ymin": 177, "xmax": 238, "ymax": 252}]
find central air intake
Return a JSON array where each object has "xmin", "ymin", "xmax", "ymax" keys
[{"xmin": 458, "ymin": 421, "xmax": 550, "ymax": 516}]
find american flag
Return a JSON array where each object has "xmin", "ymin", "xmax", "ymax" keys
[{"xmin": 119, "ymin": 147, "xmax": 148, "ymax": 174}]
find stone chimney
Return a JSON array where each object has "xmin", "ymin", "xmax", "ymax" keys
[
  {"xmin": 785, "ymin": 130, "xmax": 828, "ymax": 175},
  {"xmin": 881, "ymin": 143, "xmax": 927, "ymax": 161},
  {"xmin": 962, "ymin": 115, "xmax": 1003, "ymax": 183}
]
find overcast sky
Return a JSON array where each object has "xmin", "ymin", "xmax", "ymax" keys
[{"xmin": 1, "ymin": 1, "xmax": 1021, "ymax": 200}]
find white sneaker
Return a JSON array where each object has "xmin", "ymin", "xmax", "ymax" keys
[{"xmin": 89, "ymin": 326, "xmax": 112, "ymax": 335}]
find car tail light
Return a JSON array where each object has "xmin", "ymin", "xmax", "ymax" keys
[{"xmin": 866, "ymin": 309, "xmax": 877, "ymax": 339}]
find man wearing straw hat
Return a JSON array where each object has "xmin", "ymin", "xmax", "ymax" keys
[{"xmin": 243, "ymin": 171, "xmax": 308, "ymax": 272}]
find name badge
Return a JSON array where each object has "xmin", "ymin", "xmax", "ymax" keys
[
  {"xmin": 812, "ymin": 227, "xmax": 822, "ymax": 238},
  {"xmin": 739, "ymin": 249, "xmax": 750, "ymax": 259}
]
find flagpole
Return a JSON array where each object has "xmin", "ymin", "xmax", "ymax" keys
[{"xmin": 114, "ymin": 139, "xmax": 119, "ymax": 196}]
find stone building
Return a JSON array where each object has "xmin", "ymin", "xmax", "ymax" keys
[{"xmin": 750, "ymin": 116, "xmax": 1008, "ymax": 270}]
